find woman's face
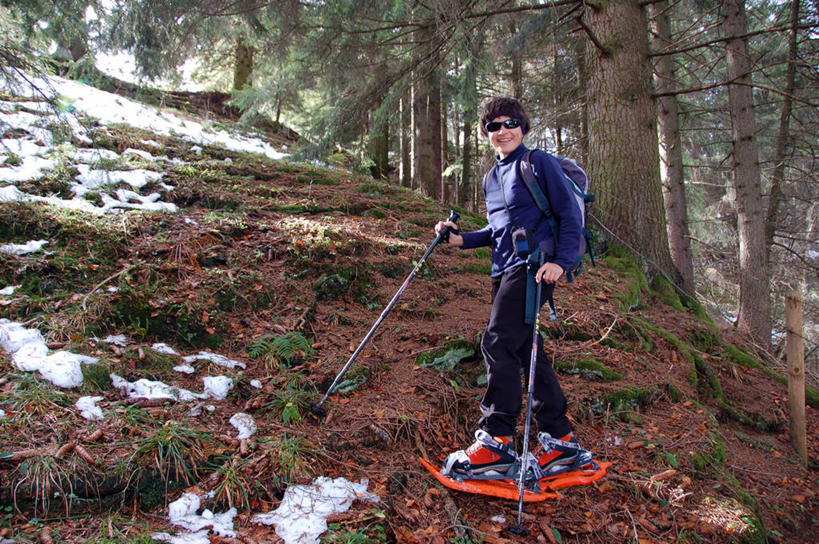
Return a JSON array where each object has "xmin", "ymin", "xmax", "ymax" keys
[{"xmin": 487, "ymin": 115, "xmax": 523, "ymax": 159}]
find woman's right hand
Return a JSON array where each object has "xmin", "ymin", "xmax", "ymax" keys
[{"xmin": 435, "ymin": 221, "xmax": 463, "ymax": 247}]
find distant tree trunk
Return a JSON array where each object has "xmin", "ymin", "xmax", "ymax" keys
[
  {"xmin": 723, "ymin": 0, "xmax": 771, "ymax": 348},
  {"xmin": 553, "ymin": 45, "xmax": 564, "ymax": 155},
  {"xmin": 369, "ymin": 115, "xmax": 389, "ymax": 179},
  {"xmin": 459, "ymin": 30, "xmax": 483, "ymax": 210},
  {"xmin": 649, "ymin": 1, "xmax": 696, "ymax": 296},
  {"xmin": 410, "ymin": 81, "xmax": 418, "ymax": 190},
  {"xmin": 766, "ymin": 0, "xmax": 799, "ymax": 253},
  {"xmin": 441, "ymin": 85, "xmax": 449, "ymax": 202},
  {"xmin": 585, "ymin": 0, "xmax": 676, "ymax": 279},
  {"xmin": 510, "ymin": 23, "xmax": 524, "ymax": 99},
  {"xmin": 233, "ymin": 39, "xmax": 254, "ymax": 90},
  {"xmin": 575, "ymin": 40, "xmax": 588, "ymax": 163},
  {"xmin": 413, "ymin": 68, "xmax": 442, "ymax": 200},
  {"xmin": 399, "ymin": 96, "xmax": 411, "ymax": 187}
]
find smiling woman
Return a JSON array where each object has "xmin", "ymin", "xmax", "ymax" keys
[{"xmin": 432, "ymin": 96, "xmax": 590, "ymax": 484}]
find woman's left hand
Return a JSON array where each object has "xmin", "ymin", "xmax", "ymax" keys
[{"xmin": 536, "ymin": 262, "xmax": 564, "ymax": 284}]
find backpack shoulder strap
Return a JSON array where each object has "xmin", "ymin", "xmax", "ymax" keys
[
  {"xmin": 518, "ymin": 150, "xmax": 559, "ymax": 240},
  {"xmin": 518, "ymin": 150, "xmax": 553, "ymax": 219}
]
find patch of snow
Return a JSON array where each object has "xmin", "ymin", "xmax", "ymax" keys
[
  {"xmin": 250, "ymin": 379, "xmax": 262, "ymax": 389},
  {"xmin": 101, "ymin": 334, "xmax": 128, "ymax": 346},
  {"xmin": 0, "ymin": 319, "xmax": 98, "ymax": 388},
  {"xmin": 190, "ymin": 145, "xmax": 202, "ymax": 155},
  {"xmin": 0, "ymin": 156, "xmax": 56, "ymax": 183},
  {"xmin": 151, "ymin": 530, "xmax": 211, "ymax": 544},
  {"xmin": 110, "ymin": 373, "xmax": 201, "ymax": 402},
  {"xmin": 252, "ymin": 477, "xmax": 379, "ymax": 544},
  {"xmin": 73, "ymin": 147, "xmax": 120, "ymax": 163},
  {"xmin": 0, "ymin": 285, "xmax": 19, "ymax": 295},
  {"xmin": 74, "ymin": 164, "xmax": 163, "ymax": 194},
  {"xmin": 168, "ymin": 493, "xmax": 237, "ymax": 536},
  {"xmin": 182, "ymin": 351, "xmax": 246, "ymax": 369},
  {"xmin": 0, "ymin": 185, "xmax": 27, "ymax": 203},
  {"xmin": 0, "ymin": 409, "xmax": 5, "ymax": 419},
  {"xmin": 229, "ymin": 412, "xmax": 256, "ymax": 439},
  {"xmin": 110, "ymin": 373, "xmax": 235, "ymax": 402},
  {"xmin": 0, "ymin": 240, "xmax": 48, "ymax": 256},
  {"xmin": 491, "ymin": 515, "xmax": 506, "ymax": 524},
  {"xmin": 202, "ymin": 376, "xmax": 233, "ymax": 400},
  {"xmin": 151, "ymin": 342, "xmax": 179, "ymax": 355},
  {"xmin": 75, "ymin": 395, "xmax": 104, "ymax": 421},
  {"xmin": 174, "ymin": 364, "xmax": 196, "ymax": 374}
]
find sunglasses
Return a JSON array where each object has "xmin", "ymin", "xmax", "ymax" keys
[{"xmin": 485, "ymin": 118, "xmax": 522, "ymax": 132}]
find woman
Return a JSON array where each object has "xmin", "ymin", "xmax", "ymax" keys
[{"xmin": 435, "ymin": 97, "xmax": 588, "ymax": 479}]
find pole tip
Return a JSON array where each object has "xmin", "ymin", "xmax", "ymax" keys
[
  {"xmin": 310, "ymin": 403, "xmax": 327, "ymax": 418},
  {"xmin": 505, "ymin": 525, "xmax": 529, "ymax": 536}
]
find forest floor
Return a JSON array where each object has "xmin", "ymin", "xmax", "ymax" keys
[{"xmin": 0, "ymin": 76, "xmax": 817, "ymax": 544}]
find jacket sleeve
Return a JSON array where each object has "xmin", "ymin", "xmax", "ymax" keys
[
  {"xmin": 460, "ymin": 225, "xmax": 492, "ymax": 249},
  {"xmin": 531, "ymin": 151, "xmax": 583, "ymax": 272}
]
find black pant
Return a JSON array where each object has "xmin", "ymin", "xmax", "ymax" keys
[{"xmin": 477, "ymin": 264, "xmax": 571, "ymax": 438}]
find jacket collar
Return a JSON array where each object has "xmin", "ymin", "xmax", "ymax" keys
[{"xmin": 496, "ymin": 143, "xmax": 528, "ymax": 166}]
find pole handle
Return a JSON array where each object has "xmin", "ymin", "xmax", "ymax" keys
[{"xmin": 440, "ymin": 210, "xmax": 460, "ymax": 243}]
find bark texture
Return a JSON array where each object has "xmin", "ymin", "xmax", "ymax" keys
[
  {"xmin": 649, "ymin": 1, "xmax": 695, "ymax": 295},
  {"xmin": 723, "ymin": 0, "xmax": 771, "ymax": 347},
  {"xmin": 584, "ymin": 0, "xmax": 676, "ymax": 278}
]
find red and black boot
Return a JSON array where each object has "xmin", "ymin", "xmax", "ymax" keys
[
  {"xmin": 441, "ymin": 430, "xmax": 519, "ymax": 480},
  {"xmin": 534, "ymin": 432, "xmax": 591, "ymax": 476}
]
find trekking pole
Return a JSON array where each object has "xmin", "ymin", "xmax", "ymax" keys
[
  {"xmin": 508, "ymin": 251, "xmax": 544, "ymax": 536},
  {"xmin": 310, "ymin": 210, "xmax": 460, "ymax": 417}
]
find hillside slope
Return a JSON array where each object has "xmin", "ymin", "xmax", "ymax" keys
[{"xmin": 0, "ymin": 76, "xmax": 816, "ymax": 544}]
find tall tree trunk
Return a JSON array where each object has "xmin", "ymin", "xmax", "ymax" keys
[
  {"xmin": 723, "ymin": 0, "xmax": 771, "ymax": 348},
  {"xmin": 510, "ymin": 23, "xmax": 524, "ymax": 99},
  {"xmin": 766, "ymin": 0, "xmax": 799, "ymax": 253},
  {"xmin": 368, "ymin": 116, "xmax": 389, "ymax": 180},
  {"xmin": 441, "ymin": 84, "xmax": 449, "ymax": 202},
  {"xmin": 399, "ymin": 96, "xmax": 411, "ymax": 187},
  {"xmin": 649, "ymin": 1, "xmax": 696, "ymax": 296},
  {"xmin": 413, "ymin": 68, "xmax": 442, "ymax": 200},
  {"xmin": 233, "ymin": 39, "xmax": 254, "ymax": 90},
  {"xmin": 553, "ymin": 44, "xmax": 564, "ymax": 155},
  {"xmin": 584, "ymin": 0, "xmax": 676, "ymax": 279},
  {"xmin": 575, "ymin": 40, "xmax": 589, "ymax": 163},
  {"xmin": 459, "ymin": 30, "xmax": 483, "ymax": 210},
  {"xmin": 410, "ymin": 79, "xmax": 418, "ymax": 190}
]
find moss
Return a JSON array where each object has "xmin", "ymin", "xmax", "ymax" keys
[
  {"xmin": 416, "ymin": 339, "xmax": 476, "ymax": 372},
  {"xmin": 633, "ymin": 317, "xmax": 724, "ymax": 400},
  {"xmin": 601, "ymin": 244, "xmax": 648, "ymax": 311},
  {"xmin": 554, "ymin": 358, "xmax": 623, "ymax": 381},
  {"xmin": 333, "ymin": 366, "xmax": 371, "ymax": 394},
  {"xmin": 358, "ymin": 182, "xmax": 395, "ymax": 196},
  {"xmin": 296, "ymin": 174, "xmax": 338, "ymax": 186},
  {"xmin": 650, "ymin": 275, "xmax": 685, "ymax": 312},
  {"xmin": 722, "ymin": 342, "xmax": 819, "ymax": 409},
  {"xmin": 690, "ymin": 430, "xmax": 726, "ymax": 472}
]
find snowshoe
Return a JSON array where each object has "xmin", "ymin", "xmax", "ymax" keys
[{"xmin": 421, "ymin": 441, "xmax": 611, "ymax": 502}]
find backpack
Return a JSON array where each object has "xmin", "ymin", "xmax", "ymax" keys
[
  {"xmin": 517, "ymin": 149, "xmax": 596, "ymax": 283},
  {"xmin": 483, "ymin": 149, "xmax": 595, "ymax": 322}
]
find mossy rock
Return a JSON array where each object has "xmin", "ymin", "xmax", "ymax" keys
[
  {"xmin": 554, "ymin": 358, "xmax": 623, "ymax": 381},
  {"xmin": 416, "ymin": 339, "xmax": 476, "ymax": 372}
]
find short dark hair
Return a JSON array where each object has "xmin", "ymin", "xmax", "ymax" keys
[{"xmin": 480, "ymin": 97, "xmax": 530, "ymax": 137}]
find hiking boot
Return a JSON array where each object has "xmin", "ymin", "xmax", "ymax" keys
[
  {"xmin": 534, "ymin": 432, "xmax": 586, "ymax": 475},
  {"xmin": 441, "ymin": 429, "xmax": 518, "ymax": 479}
]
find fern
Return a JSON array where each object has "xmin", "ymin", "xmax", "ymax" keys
[{"xmin": 248, "ymin": 332, "xmax": 313, "ymax": 365}]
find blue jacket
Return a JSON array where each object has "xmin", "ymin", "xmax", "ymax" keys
[{"xmin": 460, "ymin": 144, "xmax": 583, "ymax": 277}]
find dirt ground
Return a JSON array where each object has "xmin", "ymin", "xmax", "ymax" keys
[{"xmin": 0, "ymin": 107, "xmax": 816, "ymax": 544}]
